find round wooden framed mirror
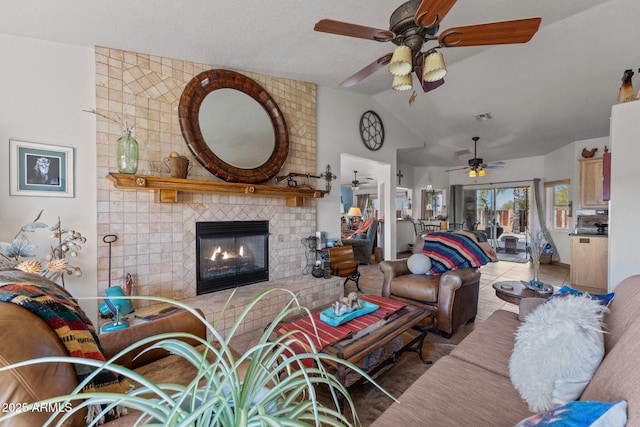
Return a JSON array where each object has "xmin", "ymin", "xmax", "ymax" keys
[{"xmin": 179, "ymin": 69, "xmax": 288, "ymax": 183}]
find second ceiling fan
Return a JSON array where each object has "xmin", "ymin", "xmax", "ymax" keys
[
  {"xmin": 446, "ymin": 137, "xmax": 505, "ymax": 176},
  {"xmin": 314, "ymin": 0, "xmax": 541, "ymax": 92}
]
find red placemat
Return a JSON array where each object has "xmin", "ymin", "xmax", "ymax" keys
[
  {"xmin": 276, "ymin": 295, "xmax": 406, "ymax": 353},
  {"xmin": 360, "ymin": 294, "xmax": 407, "ymax": 317}
]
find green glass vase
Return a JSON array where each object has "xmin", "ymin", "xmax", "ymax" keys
[{"xmin": 116, "ymin": 130, "xmax": 139, "ymax": 174}]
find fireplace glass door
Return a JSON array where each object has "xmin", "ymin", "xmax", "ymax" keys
[{"xmin": 196, "ymin": 221, "xmax": 268, "ymax": 294}]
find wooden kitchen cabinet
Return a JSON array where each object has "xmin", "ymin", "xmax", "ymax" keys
[
  {"xmin": 579, "ymin": 158, "xmax": 607, "ymax": 209},
  {"xmin": 570, "ymin": 235, "xmax": 608, "ymax": 291}
]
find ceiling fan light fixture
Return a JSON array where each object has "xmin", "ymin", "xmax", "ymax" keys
[
  {"xmin": 388, "ymin": 45, "xmax": 412, "ymax": 76},
  {"xmin": 423, "ymin": 51, "xmax": 447, "ymax": 82},
  {"xmin": 468, "ymin": 169, "xmax": 477, "ymax": 177},
  {"xmin": 478, "ymin": 168, "xmax": 486, "ymax": 177},
  {"xmin": 392, "ymin": 74, "xmax": 413, "ymax": 91}
]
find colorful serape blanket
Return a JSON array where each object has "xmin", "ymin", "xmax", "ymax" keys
[
  {"xmin": 422, "ymin": 231, "xmax": 493, "ymax": 274},
  {"xmin": 0, "ymin": 268, "xmax": 130, "ymax": 396},
  {"xmin": 276, "ymin": 295, "xmax": 407, "ymax": 355}
]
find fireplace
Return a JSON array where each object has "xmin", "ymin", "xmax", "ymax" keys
[{"xmin": 196, "ymin": 221, "xmax": 269, "ymax": 295}]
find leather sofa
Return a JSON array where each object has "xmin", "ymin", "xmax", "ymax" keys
[
  {"xmin": 0, "ymin": 300, "xmax": 207, "ymax": 426},
  {"xmin": 341, "ymin": 219, "xmax": 378, "ymax": 264},
  {"xmin": 373, "ymin": 275, "xmax": 640, "ymax": 426},
  {"xmin": 379, "ymin": 235, "xmax": 481, "ymax": 336}
]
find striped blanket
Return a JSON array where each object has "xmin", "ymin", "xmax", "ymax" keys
[
  {"xmin": 0, "ymin": 268, "xmax": 130, "ymax": 396},
  {"xmin": 422, "ymin": 231, "xmax": 495, "ymax": 274}
]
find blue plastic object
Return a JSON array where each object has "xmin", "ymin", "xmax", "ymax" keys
[
  {"xmin": 99, "ymin": 286, "xmax": 133, "ymax": 316},
  {"xmin": 99, "ymin": 286, "xmax": 133, "ymax": 333},
  {"xmin": 320, "ymin": 301, "xmax": 379, "ymax": 327}
]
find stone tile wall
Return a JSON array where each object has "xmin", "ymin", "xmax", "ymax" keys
[{"xmin": 94, "ymin": 47, "xmax": 321, "ymax": 320}]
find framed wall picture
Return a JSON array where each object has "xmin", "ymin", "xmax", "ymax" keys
[{"xmin": 9, "ymin": 139, "xmax": 74, "ymax": 197}]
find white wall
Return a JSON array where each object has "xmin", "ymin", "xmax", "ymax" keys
[
  {"xmin": 316, "ymin": 87, "xmax": 422, "ymax": 259},
  {"xmin": 609, "ymin": 101, "xmax": 640, "ymax": 289},
  {"xmin": 0, "ymin": 34, "xmax": 98, "ymax": 321}
]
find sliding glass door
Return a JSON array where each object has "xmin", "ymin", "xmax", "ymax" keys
[{"xmin": 461, "ymin": 184, "xmax": 531, "ymax": 251}]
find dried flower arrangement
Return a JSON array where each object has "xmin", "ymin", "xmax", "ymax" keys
[
  {"xmin": 0, "ymin": 210, "xmax": 85, "ymax": 288},
  {"xmin": 83, "ymin": 104, "xmax": 134, "ymax": 134}
]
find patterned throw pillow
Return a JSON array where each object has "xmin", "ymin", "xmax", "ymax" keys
[
  {"xmin": 515, "ymin": 400, "xmax": 627, "ymax": 426},
  {"xmin": 550, "ymin": 285, "xmax": 615, "ymax": 306}
]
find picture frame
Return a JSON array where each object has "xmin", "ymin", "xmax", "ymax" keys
[{"xmin": 9, "ymin": 139, "xmax": 74, "ymax": 198}]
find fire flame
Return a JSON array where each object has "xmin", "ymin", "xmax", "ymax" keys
[{"xmin": 210, "ymin": 245, "xmax": 245, "ymax": 261}]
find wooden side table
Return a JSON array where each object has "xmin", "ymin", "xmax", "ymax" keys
[{"xmin": 492, "ymin": 280, "xmax": 552, "ymax": 305}]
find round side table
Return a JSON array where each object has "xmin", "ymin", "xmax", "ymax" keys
[{"xmin": 493, "ymin": 280, "xmax": 552, "ymax": 305}]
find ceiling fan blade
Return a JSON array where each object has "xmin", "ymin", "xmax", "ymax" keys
[
  {"xmin": 314, "ymin": 19, "xmax": 396, "ymax": 42},
  {"xmin": 340, "ymin": 53, "xmax": 393, "ymax": 87},
  {"xmin": 445, "ymin": 166, "xmax": 468, "ymax": 172},
  {"xmin": 486, "ymin": 161, "xmax": 506, "ymax": 169},
  {"xmin": 414, "ymin": 0, "xmax": 457, "ymax": 28},
  {"xmin": 421, "ymin": 77, "xmax": 445, "ymax": 93},
  {"xmin": 438, "ymin": 17, "xmax": 541, "ymax": 47}
]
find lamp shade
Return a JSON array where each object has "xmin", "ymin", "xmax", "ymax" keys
[
  {"xmin": 347, "ymin": 207, "xmax": 363, "ymax": 217},
  {"xmin": 389, "ymin": 45, "xmax": 413, "ymax": 76},
  {"xmin": 423, "ymin": 51, "xmax": 447, "ymax": 82},
  {"xmin": 468, "ymin": 169, "xmax": 477, "ymax": 177},
  {"xmin": 478, "ymin": 169, "xmax": 486, "ymax": 177},
  {"xmin": 392, "ymin": 74, "xmax": 413, "ymax": 91}
]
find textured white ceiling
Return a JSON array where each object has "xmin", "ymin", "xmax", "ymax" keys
[{"xmin": 2, "ymin": 0, "xmax": 636, "ymax": 173}]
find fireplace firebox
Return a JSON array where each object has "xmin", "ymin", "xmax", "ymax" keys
[{"xmin": 196, "ymin": 221, "xmax": 269, "ymax": 295}]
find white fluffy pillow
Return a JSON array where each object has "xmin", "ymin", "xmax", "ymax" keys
[
  {"xmin": 509, "ymin": 294, "xmax": 606, "ymax": 413},
  {"xmin": 406, "ymin": 253, "xmax": 432, "ymax": 274}
]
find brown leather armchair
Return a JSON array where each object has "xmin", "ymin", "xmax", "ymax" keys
[
  {"xmin": 379, "ymin": 237, "xmax": 481, "ymax": 337},
  {"xmin": 0, "ymin": 301, "xmax": 206, "ymax": 426}
]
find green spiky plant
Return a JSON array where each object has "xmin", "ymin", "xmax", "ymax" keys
[{"xmin": 0, "ymin": 288, "xmax": 394, "ymax": 426}]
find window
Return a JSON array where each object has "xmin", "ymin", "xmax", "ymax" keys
[{"xmin": 545, "ymin": 180, "xmax": 570, "ymax": 230}]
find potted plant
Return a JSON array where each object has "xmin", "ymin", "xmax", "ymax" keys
[{"xmin": 0, "ymin": 289, "xmax": 393, "ymax": 426}]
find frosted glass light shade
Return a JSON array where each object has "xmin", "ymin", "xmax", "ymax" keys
[
  {"xmin": 423, "ymin": 51, "xmax": 447, "ymax": 82},
  {"xmin": 468, "ymin": 169, "xmax": 477, "ymax": 177},
  {"xmin": 389, "ymin": 45, "xmax": 413, "ymax": 76},
  {"xmin": 478, "ymin": 169, "xmax": 486, "ymax": 177},
  {"xmin": 392, "ymin": 74, "xmax": 413, "ymax": 91}
]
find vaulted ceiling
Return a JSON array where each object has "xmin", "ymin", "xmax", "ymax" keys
[{"xmin": 2, "ymin": 0, "xmax": 638, "ymax": 172}]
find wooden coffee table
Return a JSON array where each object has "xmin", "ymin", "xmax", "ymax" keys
[
  {"xmin": 320, "ymin": 304, "xmax": 433, "ymax": 388},
  {"xmin": 277, "ymin": 301, "xmax": 433, "ymax": 392},
  {"xmin": 493, "ymin": 280, "xmax": 553, "ymax": 305}
]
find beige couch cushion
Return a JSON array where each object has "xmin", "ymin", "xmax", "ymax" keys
[
  {"xmin": 580, "ymin": 315, "xmax": 640, "ymax": 423},
  {"xmin": 449, "ymin": 309, "xmax": 520, "ymax": 378},
  {"xmin": 371, "ymin": 355, "xmax": 532, "ymax": 427},
  {"xmin": 602, "ymin": 275, "xmax": 640, "ymax": 352}
]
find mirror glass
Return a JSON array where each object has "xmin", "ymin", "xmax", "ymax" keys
[
  {"xmin": 179, "ymin": 69, "xmax": 289, "ymax": 183},
  {"xmin": 199, "ymin": 89, "xmax": 274, "ymax": 169}
]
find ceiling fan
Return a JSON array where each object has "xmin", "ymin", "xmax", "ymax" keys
[
  {"xmin": 350, "ymin": 170, "xmax": 374, "ymax": 190},
  {"xmin": 314, "ymin": 0, "xmax": 541, "ymax": 92},
  {"xmin": 351, "ymin": 171, "xmax": 362, "ymax": 190},
  {"xmin": 446, "ymin": 137, "xmax": 505, "ymax": 176}
]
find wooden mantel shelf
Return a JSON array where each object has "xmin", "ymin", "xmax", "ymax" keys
[{"xmin": 107, "ymin": 173, "xmax": 327, "ymax": 206}]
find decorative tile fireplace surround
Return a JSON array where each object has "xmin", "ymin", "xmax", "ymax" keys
[{"xmin": 94, "ymin": 47, "xmax": 341, "ymax": 337}]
